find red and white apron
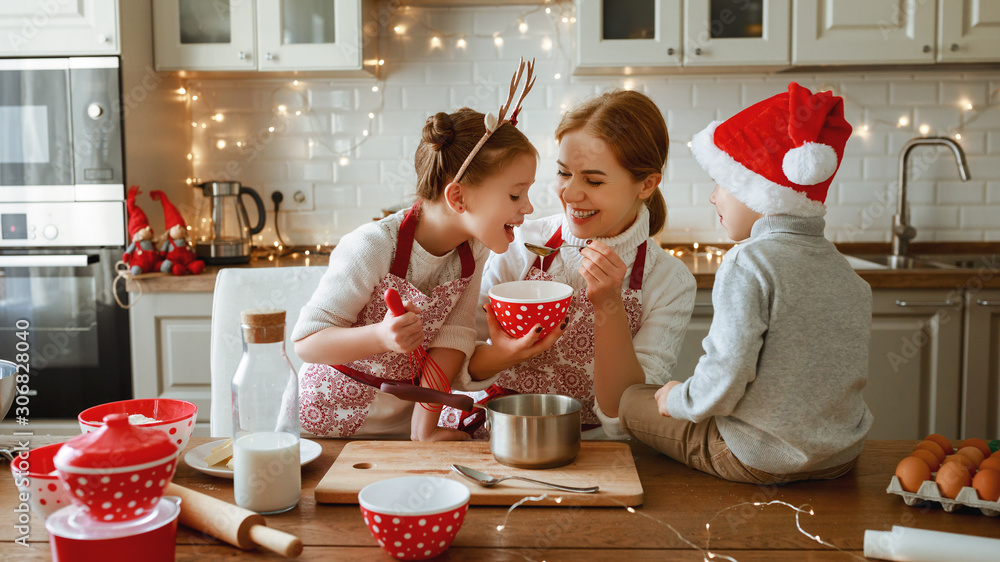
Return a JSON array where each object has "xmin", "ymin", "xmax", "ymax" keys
[
  {"xmin": 442, "ymin": 226, "xmax": 646, "ymax": 434},
  {"xmin": 298, "ymin": 203, "xmax": 476, "ymax": 437}
]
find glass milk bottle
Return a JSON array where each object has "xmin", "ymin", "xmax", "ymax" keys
[{"xmin": 232, "ymin": 309, "xmax": 301, "ymax": 514}]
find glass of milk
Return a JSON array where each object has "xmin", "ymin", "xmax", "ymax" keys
[{"xmin": 232, "ymin": 309, "xmax": 301, "ymax": 514}]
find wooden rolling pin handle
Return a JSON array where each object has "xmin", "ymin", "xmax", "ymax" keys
[
  {"xmin": 249, "ymin": 524, "xmax": 304, "ymax": 558},
  {"xmin": 165, "ymin": 483, "xmax": 303, "ymax": 558}
]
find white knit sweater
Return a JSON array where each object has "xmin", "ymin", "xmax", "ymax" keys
[
  {"xmin": 292, "ymin": 209, "xmax": 488, "ymax": 360},
  {"xmin": 458, "ymin": 207, "xmax": 697, "ymax": 438}
]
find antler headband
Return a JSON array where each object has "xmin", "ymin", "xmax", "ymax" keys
[{"xmin": 453, "ymin": 57, "xmax": 536, "ymax": 183}]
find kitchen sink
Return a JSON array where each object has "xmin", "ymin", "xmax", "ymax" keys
[
  {"xmin": 915, "ymin": 253, "xmax": 1000, "ymax": 270},
  {"xmin": 846, "ymin": 254, "xmax": 947, "ymax": 270}
]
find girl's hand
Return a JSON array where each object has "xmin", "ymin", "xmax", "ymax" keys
[
  {"xmin": 379, "ymin": 300, "xmax": 423, "ymax": 354},
  {"xmin": 578, "ymin": 240, "xmax": 627, "ymax": 307},
  {"xmin": 655, "ymin": 381, "xmax": 681, "ymax": 417},
  {"xmin": 483, "ymin": 303, "xmax": 566, "ymax": 363}
]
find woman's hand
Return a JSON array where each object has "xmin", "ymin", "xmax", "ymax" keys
[
  {"xmin": 578, "ymin": 240, "xmax": 627, "ymax": 308},
  {"xmin": 378, "ymin": 300, "xmax": 423, "ymax": 354},
  {"xmin": 468, "ymin": 304, "xmax": 567, "ymax": 380},
  {"xmin": 655, "ymin": 381, "xmax": 681, "ymax": 417}
]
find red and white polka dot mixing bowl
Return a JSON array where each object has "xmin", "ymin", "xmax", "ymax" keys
[
  {"xmin": 489, "ymin": 280, "xmax": 573, "ymax": 339},
  {"xmin": 358, "ymin": 476, "xmax": 470, "ymax": 561},
  {"xmin": 78, "ymin": 398, "xmax": 198, "ymax": 452}
]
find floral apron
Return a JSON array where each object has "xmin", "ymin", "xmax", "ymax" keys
[
  {"xmin": 441, "ymin": 226, "xmax": 646, "ymax": 434},
  {"xmin": 298, "ymin": 202, "xmax": 476, "ymax": 437}
]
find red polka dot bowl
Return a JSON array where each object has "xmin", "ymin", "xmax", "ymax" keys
[
  {"xmin": 55, "ymin": 414, "xmax": 180, "ymax": 523},
  {"xmin": 9, "ymin": 442, "xmax": 72, "ymax": 519},
  {"xmin": 358, "ymin": 476, "xmax": 470, "ymax": 561},
  {"xmin": 78, "ymin": 398, "xmax": 198, "ymax": 452},
  {"xmin": 489, "ymin": 280, "xmax": 573, "ymax": 339}
]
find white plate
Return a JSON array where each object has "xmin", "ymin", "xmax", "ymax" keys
[{"xmin": 184, "ymin": 438, "xmax": 322, "ymax": 479}]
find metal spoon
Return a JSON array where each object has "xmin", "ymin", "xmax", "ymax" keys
[
  {"xmin": 524, "ymin": 242, "xmax": 586, "ymax": 257},
  {"xmin": 451, "ymin": 464, "xmax": 599, "ymax": 493}
]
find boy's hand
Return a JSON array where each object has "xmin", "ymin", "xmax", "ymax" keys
[
  {"xmin": 655, "ymin": 381, "xmax": 681, "ymax": 417},
  {"xmin": 579, "ymin": 241, "xmax": 627, "ymax": 308},
  {"xmin": 379, "ymin": 300, "xmax": 423, "ymax": 354},
  {"xmin": 483, "ymin": 303, "xmax": 566, "ymax": 363}
]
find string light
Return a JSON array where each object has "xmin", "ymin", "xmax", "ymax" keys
[
  {"xmin": 177, "ymin": 87, "xmax": 186, "ymax": 95},
  {"xmin": 393, "ymin": 25, "xmax": 404, "ymax": 34},
  {"xmin": 456, "ymin": 37, "xmax": 467, "ymax": 49},
  {"xmin": 430, "ymin": 36, "xmax": 441, "ymax": 48},
  {"xmin": 494, "ymin": 36, "xmax": 504, "ymax": 47},
  {"xmin": 897, "ymin": 116, "xmax": 909, "ymax": 127},
  {"xmin": 919, "ymin": 124, "xmax": 930, "ymax": 135},
  {"xmin": 518, "ymin": 20, "xmax": 529, "ymax": 34}
]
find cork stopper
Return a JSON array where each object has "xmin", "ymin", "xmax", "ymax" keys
[{"xmin": 241, "ymin": 308, "xmax": 286, "ymax": 344}]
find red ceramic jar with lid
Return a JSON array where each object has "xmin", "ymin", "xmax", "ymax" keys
[{"xmin": 54, "ymin": 413, "xmax": 180, "ymax": 522}]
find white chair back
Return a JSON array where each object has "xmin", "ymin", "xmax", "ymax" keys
[{"xmin": 209, "ymin": 266, "xmax": 324, "ymax": 437}]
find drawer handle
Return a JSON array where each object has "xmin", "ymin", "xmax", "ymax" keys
[
  {"xmin": 977, "ymin": 299, "xmax": 1000, "ymax": 306},
  {"xmin": 895, "ymin": 299, "xmax": 958, "ymax": 308},
  {"xmin": 693, "ymin": 303, "xmax": 713, "ymax": 308}
]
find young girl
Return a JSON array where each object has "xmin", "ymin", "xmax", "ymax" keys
[
  {"xmin": 293, "ymin": 99, "xmax": 537, "ymax": 441},
  {"xmin": 452, "ymin": 90, "xmax": 697, "ymax": 439}
]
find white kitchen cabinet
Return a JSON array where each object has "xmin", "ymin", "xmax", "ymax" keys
[
  {"xmin": 672, "ymin": 287, "xmax": 965, "ymax": 440},
  {"xmin": 129, "ymin": 291, "xmax": 214, "ymax": 434},
  {"xmin": 153, "ymin": 0, "xmax": 375, "ymax": 73},
  {"xmin": 937, "ymin": 0, "xmax": 1000, "ymax": 63},
  {"xmin": 0, "ymin": 0, "xmax": 118, "ymax": 56},
  {"xmin": 682, "ymin": 0, "xmax": 789, "ymax": 67},
  {"xmin": 576, "ymin": 0, "xmax": 789, "ymax": 69},
  {"xmin": 962, "ymin": 289, "xmax": 1000, "ymax": 439},
  {"xmin": 793, "ymin": 0, "xmax": 937, "ymax": 65}
]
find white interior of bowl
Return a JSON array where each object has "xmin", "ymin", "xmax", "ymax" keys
[
  {"xmin": 359, "ymin": 476, "xmax": 469, "ymax": 516},
  {"xmin": 489, "ymin": 280, "xmax": 573, "ymax": 303}
]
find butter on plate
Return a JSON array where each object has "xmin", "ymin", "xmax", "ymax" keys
[{"xmin": 204, "ymin": 438, "xmax": 233, "ymax": 467}]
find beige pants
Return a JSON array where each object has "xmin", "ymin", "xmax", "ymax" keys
[{"xmin": 619, "ymin": 384, "xmax": 857, "ymax": 485}]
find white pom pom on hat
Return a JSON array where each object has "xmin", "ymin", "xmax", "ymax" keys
[{"xmin": 782, "ymin": 142, "xmax": 838, "ymax": 185}]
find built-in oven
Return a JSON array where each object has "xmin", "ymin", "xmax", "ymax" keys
[{"xmin": 0, "ymin": 57, "xmax": 130, "ymax": 420}]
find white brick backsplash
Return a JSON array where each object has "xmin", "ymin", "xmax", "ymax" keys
[
  {"xmin": 960, "ymin": 207, "xmax": 1000, "ymax": 229},
  {"xmin": 936, "ymin": 181, "xmax": 984, "ymax": 204},
  {"xmin": 889, "ymin": 81, "xmax": 938, "ymax": 106},
  {"xmin": 185, "ymin": 6, "xmax": 1000, "ymax": 246}
]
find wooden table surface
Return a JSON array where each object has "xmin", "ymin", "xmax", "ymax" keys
[{"xmin": 4, "ymin": 437, "xmax": 1000, "ymax": 561}]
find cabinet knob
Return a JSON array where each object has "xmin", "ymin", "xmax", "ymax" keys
[
  {"xmin": 667, "ymin": 47, "xmax": 675, "ymax": 56},
  {"xmin": 87, "ymin": 103, "xmax": 104, "ymax": 120},
  {"xmin": 950, "ymin": 43, "xmax": 959, "ymax": 52},
  {"xmin": 237, "ymin": 51, "xmax": 248, "ymax": 61},
  {"xmin": 97, "ymin": 33, "xmax": 108, "ymax": 44},
  {"xmin": 694, "ymin": 48, "xmax": 703, "ymax": 56},
  {"xmin": 922, "ymin": 44, "xmax": 931, "ymax": 53},
  {"xmin": 266, "ymin": 52, "xmax": 276, "ymax": 61}
]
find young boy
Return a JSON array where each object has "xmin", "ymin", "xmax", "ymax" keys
[{"xmin": 619, "ymin": 82, "xmax": 873, "ymax": 484}]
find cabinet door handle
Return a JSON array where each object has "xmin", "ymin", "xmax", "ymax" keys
[
  {"xmin": 693, "ymin": 303, "xmax": 713, "ymax": 308},
  {"xmin": 266, "ymin": 52, "xmax": 275, "ymax": 61},
  {"xmin": 895, "ymin": 299, "xmax": 958, "ymax": 308},
  {"xmin": 976, "ymin": 299, "xmax": 1000, "ymax": 306},
  {"xmin": 694, "ymin": 48, "xmax": 703, "ymax": 56},
  {"xmin": 237, "ymin": 51, "xmax": 248, "ymax": 61},
  {"xmin": 922, "ymin": 45, "xmax": 931, "ymax": 53},
  {"xmin": 950, "ymin": 43, "xmax": 959, "ymax": 52},
  {"xmin": 667, "ymin": 47, "xmax": 675, "ymax": 55}
]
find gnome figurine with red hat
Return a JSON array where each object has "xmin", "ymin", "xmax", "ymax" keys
[
  {"xmin": 150, "ymin": 190, "xmax": 205, "ymax": 276},
  {"xmin": 123, "ymin": 186, "xmax": 160, "ymax": 275}
]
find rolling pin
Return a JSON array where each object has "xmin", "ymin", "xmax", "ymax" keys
[{"xmin": 166, "ymin": 483, "xmax": 303, "ymax": 558}]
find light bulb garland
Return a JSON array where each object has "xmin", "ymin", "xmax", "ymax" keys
[{"xmin": 494, "ymin": 494, "xmax": 868, "ymax": 561}]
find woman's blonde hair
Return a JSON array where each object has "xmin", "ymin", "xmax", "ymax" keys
[
  {"xmin": 554, "ymin": 90, "xmax": 668, "ymax": 236},
  {"xmin": 414, "ymin": 108, "xmax": 537, "ymax": 201}
]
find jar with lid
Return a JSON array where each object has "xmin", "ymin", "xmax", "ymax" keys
[{"xmin": 231, "ymin": 308, "xmax": 301, "ymax": 514}]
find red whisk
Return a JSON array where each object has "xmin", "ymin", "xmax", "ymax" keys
[{"xmin": 384, "ymin": 288, "xmax": 451, "ymax": 412}]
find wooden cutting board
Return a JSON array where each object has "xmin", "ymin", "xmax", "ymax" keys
[{"xmin": 315, "ymin": 441, "xmax": 643, "ymax": 507}]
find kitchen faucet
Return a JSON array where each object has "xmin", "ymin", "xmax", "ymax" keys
[{"xmin": 892, "ymin": 137, "xmax": 971, "ymax": 257}]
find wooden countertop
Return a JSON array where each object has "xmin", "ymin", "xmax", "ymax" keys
[
  {"xmin": 4, "ymin": 437, "xmax": 1000, "ymax": 560},
  {"xmin": 126, "ymin": 243, "xmax": 1000, "ymax": 293}
]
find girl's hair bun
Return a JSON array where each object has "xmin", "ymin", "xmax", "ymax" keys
[{"xmin": 422, "ymin": 112, "xmax": 455, "ymax": 151}]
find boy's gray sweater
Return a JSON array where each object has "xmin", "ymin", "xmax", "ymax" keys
[{"xmin": 666, "ymin": 215, "xmax": 874, "ymax": 474}]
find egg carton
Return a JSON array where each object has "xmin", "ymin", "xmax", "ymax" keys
[{"xmin": 887, "ymin": 475, "xmax": 1000, "ymax": 517}]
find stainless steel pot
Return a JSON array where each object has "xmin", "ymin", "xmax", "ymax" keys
[
  {"xmin": 378, "ymin": 382, "xmax": 582, "ymax": 469},
  {"xmin": 483, "ymin": 394, "xmax": 582, "ymax": 469},
  {"xmin": 1, "ymin": 360, "xmax": 17, "ymax": 421}
]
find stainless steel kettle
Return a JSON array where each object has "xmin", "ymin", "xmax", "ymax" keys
[{"xmin": 192, "ymin": 181, "xmax": 265, "ymax": 264}]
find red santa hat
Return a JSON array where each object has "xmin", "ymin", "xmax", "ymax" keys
[
  {"xmin": 126, "ymin": 186, "xmax": 151, "ymax": 239},
  {"xmin": 150, "ymin": 190, "xmax": 187, "ymax": 230},
  {"xmin": 690, "ymin": 82, "xmax": 852, "ymax": 217}
]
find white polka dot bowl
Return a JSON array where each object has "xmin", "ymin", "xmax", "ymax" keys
[
  {"xmin": 54, "ymin": 413, "xmax": 180, "ymax": 523},
  {"xmin": 9, "ymin": 442, "xmax": 72, "ymax": 519},
  {"xmin": 358, "ymin": 476, "xmax": 470, "ymax": 561},
  {"xmin": 78, "ymin": 398, "xmax": 198, "ymax": 452},
  {"xmin": 489, "ymin": 280, "xmax": 573, "ymax": 339}
]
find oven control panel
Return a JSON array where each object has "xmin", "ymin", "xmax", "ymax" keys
[{"xmin": 0, "ymin": 202, "xmax": 124, "ymax": 247}]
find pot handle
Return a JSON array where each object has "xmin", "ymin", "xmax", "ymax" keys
[
  {"xmin": 239, "ymin": 186, "xmax": 266, "ymax": 235},
  {"xmin": 379, "ymin": 381, "xmax": 479, "ymax": 412}
]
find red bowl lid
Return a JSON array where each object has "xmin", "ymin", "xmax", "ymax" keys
[{"xmin": 55, "ymin": 414, "xmax": 178, "ymax": 470}]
